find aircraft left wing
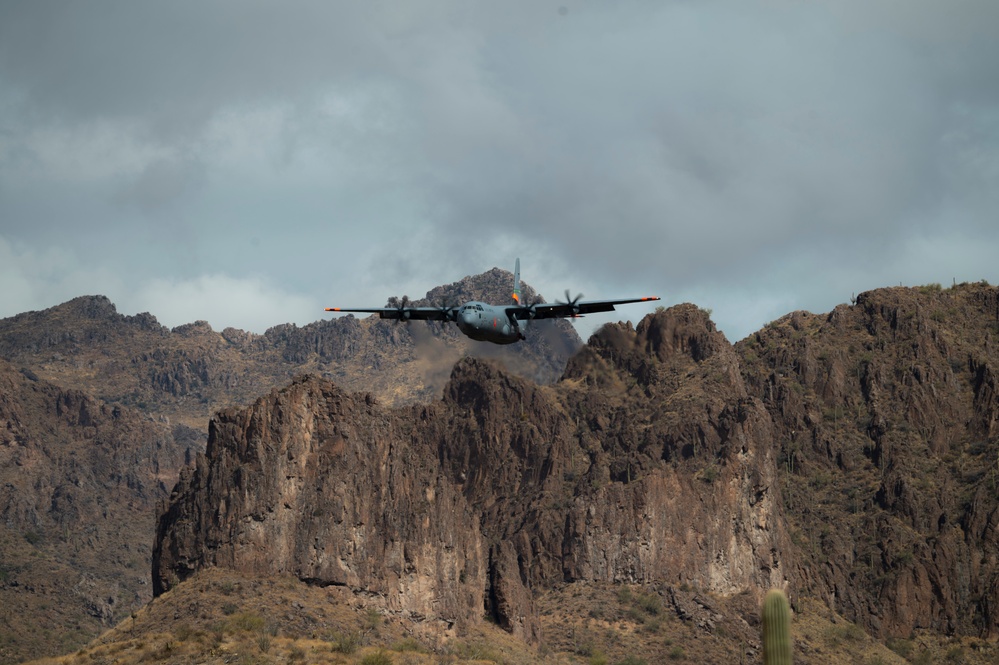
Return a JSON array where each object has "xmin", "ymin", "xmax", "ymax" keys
[
  {"xmin": 324, "ymin": 307, "xmax": 453, "ymax": 321},
  {"xmin": 506, "ymin": 296, "xmax": 660, "ymax": 320}
]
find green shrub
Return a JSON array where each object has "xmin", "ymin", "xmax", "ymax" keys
[
  {"xmin": 823, "ymin": 621, "xmax": 865, "ymax": 645},
  {"xmin": 449, "ymin": 641, "xmax": 501, "ymax": 661},
  {"xmin": 173, "ymin": 624, "xmax": 195, "ymax": 641},
  {"xmin": 225, "ymin": 612, "xmax": 265, "ymax": 633},
  {"xmin": 945, "ymin": 646, "xmax": 966, "ymax": 663},
  {"xmin": 615, "ymin": 657, "xmax": 647, "ymax": 665},
  {"xmin": 364, "ymin": 607, "xmax": 382, "ymax": 630},
  {"xmin": 329, "ymin": 630, "xmax": 361, "ymax": 654},
  {"xmin": 392, "ymin": 638, "xmax": 424, "ymax": 652},
  {"xmin": 360, "ymin": 649, "xmax": 393, "ymax": 665},
  {"xmin": 635, "ymin": 591, "xmax": 662, "ymax": 615},
  {"xmin": 588, "ymin": 652, "xmax": 608, "ymax": 665},
  {"xmin": 887, "ymin": 637, "xmax": 913, "ymax": 659}
]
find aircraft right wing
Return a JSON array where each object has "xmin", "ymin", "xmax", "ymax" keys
[{"xmin": 506, "ymin": 296, "xmax": 660, "ymax": 320}]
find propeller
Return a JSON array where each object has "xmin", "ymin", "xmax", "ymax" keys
[
  {"xmin": 557, "ymin": 290, "xmax": 585, "ymax": 317},
  {"xmin": 436, "ymin": 300, "xmax": 458, "ymax": 326},
  {"xmin": 524, "ymin": 296, "xmax": 545, "ymax": 320},
  {"xmin": 388, "ymin": 295, "xmax": 411, "ymax": 322}
]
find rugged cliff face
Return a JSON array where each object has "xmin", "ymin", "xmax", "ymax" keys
[
  {"xmin": 558, "ymin": 305, "xmax": 791, "ymax": 595},
  {"xmin": 738, "ymin": 283, "xmax": 999, "ymax": 638},
  {"xmin": 153, "ymin": 376, "xmax": 487, "ymax": 631},
  {"xmin": 7, "ymin": 280, "xmax": 999, "ymax": 660},
  {"xmin": 0, "ymin": 269, "xmax": 579, "ymax": 661},
  {"xmin": 154, "ymin": 284, "xmax": 999, "ymax": 643},
  {"xmin": 154, "ymin": 304, "xmax": 793, "ymax": 640},
  {"xmin": 0, "ymin": 359, "xmax": 196, "ymax": 663}
]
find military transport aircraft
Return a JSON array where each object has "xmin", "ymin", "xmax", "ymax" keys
[{"xmin": 325, "ymin": 259, "xmax": 660, "ymax": 345}]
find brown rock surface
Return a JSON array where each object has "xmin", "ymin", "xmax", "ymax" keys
[
  {"xmin": 154, "ymin": 283, "xmax": 999, "ymax": 643},
  {"xmin": 154, "ymin": 375, "xmax": 486, "ymax": 630},
  {"xmin": 0, "ymin": 358, "xmax": 195, "ymax": 662},
  {"xmin": 6, "ymin": 279, "xmax": 999, "ymax": 661},
  {"xmin": 738, "ymin": 283, "xmax": 999, "ymax": 638},
  {"xmin": 0, "ymin": 268, "xmax": 579, "ymax": 661},
  {"xmin": 154, "ymin": 304, "xmax": 793, "ymax": 641}
]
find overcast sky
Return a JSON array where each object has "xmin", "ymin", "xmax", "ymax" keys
[{"xmin": 1, "ymin": 1, "xmax": 997, "ymax": 343}]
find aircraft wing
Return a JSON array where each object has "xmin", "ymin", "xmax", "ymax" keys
[
  {"xmin": 324, "ymin": 307, "xmax": 452, "ymax": 321},
  {"xmin": 507, "ymin": 296, "xmax": 660, "ymax": 320}
]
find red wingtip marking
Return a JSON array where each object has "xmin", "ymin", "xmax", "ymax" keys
[{"xmin": 324, "ymin": 308, "xmax": 340, "ymax": 311}]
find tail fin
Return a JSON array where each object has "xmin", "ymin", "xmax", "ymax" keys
[{"xmin": 512, "ymin": 258, "xmax": 521, "ymax": 305}]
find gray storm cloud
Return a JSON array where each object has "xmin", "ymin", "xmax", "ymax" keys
[{"xmin": 1, "ymin": 1, "xmax": 996, "ymax": 341}]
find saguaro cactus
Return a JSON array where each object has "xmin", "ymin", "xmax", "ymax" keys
[{"xmin": 762, "ymin": 588, "xmax": 792, "ymax": 665}]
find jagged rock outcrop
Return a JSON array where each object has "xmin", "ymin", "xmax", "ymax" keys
[
  {"xmin": 153, "ymin": 376, "xmax": 487, "ymax": 629},
  {"xmin": 557, "ymin": 307, "xmax": 790, "ymax": 595},
  {"xmin": 738, "ymin": 283, "xmax": 999, "ymax": 638},
  {"xmin": 154, "ymin": 284, "xmax": 999, "ymax": 642},
  {"xmin": 154, "ymin": 304, "xmax": 792, "ymax": 641}
]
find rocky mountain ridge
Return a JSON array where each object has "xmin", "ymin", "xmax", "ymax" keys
[
  {"xmin": 0, "ymin": 268, "xmax": 581, "ymax": 663},
  {"xmin": 0, "ymin": 268, "xmax": 581, "ymax": 431},
  {"xmin": 3, "ymin": 279, "xmax": 999, "ymax": 663},
  {"xmin": 154, "ymin": 282, "xmax": 999, "ymax": 646},
  {"xmin": 153, "ymin": 303, "xmax": 791, "ymax": 644}
]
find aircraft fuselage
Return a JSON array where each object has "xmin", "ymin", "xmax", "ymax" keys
[{"xmin": 456, "ymin": 301, "xmax": 524, "ymax": 344}]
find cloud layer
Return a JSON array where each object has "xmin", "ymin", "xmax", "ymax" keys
[{"xmin": 2, "ymin": 1, "xmax": 996, "ymax": 341}]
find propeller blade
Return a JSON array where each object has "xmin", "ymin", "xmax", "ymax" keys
[
  {"xmin": 437, "ymin": 300, "xmax": 457, "ymax": 324},
  {"xmin": 394, "ymin": 295, "xmax": 411, "ymax": 323},
  {"xmin": 556, "ymin": 290, "xmax": 584, "ymax": 316},
  {"xmin": 526, "ymin": 297, "xmax": 544, "ymax": 319}
]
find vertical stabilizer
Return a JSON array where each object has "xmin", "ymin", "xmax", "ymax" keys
[{"xmin": 512, "ymin": 258, "xmax": 521, "ymax": 304}]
